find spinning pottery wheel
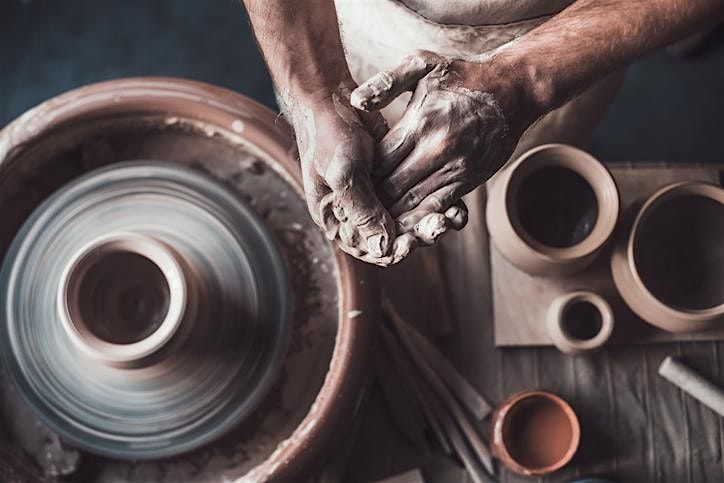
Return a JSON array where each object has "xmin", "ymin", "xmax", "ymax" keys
[
  {"xmin": 1, "ymin": 162, "xmax": 290, "ymax": 459},
  {"xmin": 0, "ymin": 78, "xmax": 376, "ymax": 481}
]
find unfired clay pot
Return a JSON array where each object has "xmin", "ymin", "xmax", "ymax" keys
[
  {"xmin": 491, "ymin": 390, "xmax": 580, "ymax": 476},
  {"xmin": 611, "ymin": 181, "xmax": 724, "ymax": 333},
  {"xmin": 547, "ymin": 291, "xmax": 614, "ymax": 354},
  {"xmin": 487, "ymin": 144, "xmax": 619, "ymax": 276},
  {"xmin": 0, "ymin": 78, "xmax": 377, "ymax": 481}
]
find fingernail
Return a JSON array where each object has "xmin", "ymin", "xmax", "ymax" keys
[{"xmin": 366, "ymin": 233, "xmax": 387, "ymax": 258}]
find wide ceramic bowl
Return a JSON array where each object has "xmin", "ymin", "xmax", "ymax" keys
[
  {"xmin": 0, "ymin": 78, "xmax": 377, "ymax": 481},
  {"xmin": 611, "ymin": 181, "xmax": 724, "ymax": 333}
]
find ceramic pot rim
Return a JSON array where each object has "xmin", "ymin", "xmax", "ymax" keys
[
  {"xmin": 59, "ymin": 233, "xmax": 186, "ymax": 364},
  {"xmin": 493, "ymin": 389, "xmax": 580, "ymax": 476},
  {"xmin": 549, "ymin": 291, "xmax": 614, "ymax": 351},
  {"xmin": 626, "ymin": 181, "xmax": 724, "ymax": 321},
  {"xmin": 504, "ymin": 143, "xmax": 619, "ymax": 261},
  {"xmin": 0, "ymin": 77, "xmax": 378, "ymax": 479}
]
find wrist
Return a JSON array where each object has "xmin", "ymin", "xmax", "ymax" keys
[
  {"xmin": 279, "ymin": 79, "xmax": 358, "ymax": 130},
  {"xmin": 282, "ymin": 70, "xmax": 356, "ymax": 109},
  {"xmin": 489, "ymin": 49, "xmax": 558, "ymax": 120}
]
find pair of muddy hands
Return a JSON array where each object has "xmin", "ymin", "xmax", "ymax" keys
[{"xmin": 290, "ymin": 51, "xmax": 521, "ymax": 266}]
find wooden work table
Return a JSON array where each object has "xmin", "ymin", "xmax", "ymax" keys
[{"xmin": 344, "ymin": 164, "xmax": 724, "ymax": 483}]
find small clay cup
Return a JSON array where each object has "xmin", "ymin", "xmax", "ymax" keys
[
  {"xmin": 611, "ymin": 181, "xmax": 724, "ymax": 332},
  {"xmin": 487, "ymin": 144, "xmax": 619, "ymax": 276},
  {"xmin": 491, "ymin": 390, "xmax": 580, "ymax": 476},
  {"xmin": 59, "ymin": 233, "xmax": 188, "ymax": 365},
  {"xmin": 547, "ymin": 291, "xmax": 614, "ymax": 354}
]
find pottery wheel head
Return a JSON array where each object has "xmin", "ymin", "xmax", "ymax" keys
[{"xmin": 0, "ymin": 161, "xmax": 290, "ymax": 459}]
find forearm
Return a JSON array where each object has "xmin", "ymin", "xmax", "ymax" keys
[
  {"xmin": 242, "ymin": 0, "xmax": 354, "ymax": 110},
  {"xmin": 483, "ymin": 0, "xmax": 724, "ymax": 118}
]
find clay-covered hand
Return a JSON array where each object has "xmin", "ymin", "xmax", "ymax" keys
[
  {"xmin": 352, "ymin": 50, "xmax": 535, "ymax": 241},
  {"xmin": 282, "ymin": 85, "xmax": 413, "ymax": 265}
]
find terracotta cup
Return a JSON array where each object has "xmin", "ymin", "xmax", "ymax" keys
[
  {"xmin": 491, "ymin": 390, "xmax": 580, "ymax": 476},
  {"xmin": 547, "ymin": 291, "xmax": 614, "ymax": 354},
  {"xmin": 611, "ymin": 181, "xmax": 724, "ymax": 332},
  {"xmin": 487, "ymin": 144, "xmax": 619, "ymax": 276}
]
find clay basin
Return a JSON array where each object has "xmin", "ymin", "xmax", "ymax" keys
[
  {"xmin": 491, "ymin": 390, "xmax": 580, "ymax": 476},
  {"xmin": 487, "ymin": 144, "xmax": 619, "ymax": 276},
  {"xmin": 611, "ymin": 181, "xmax": 724, "ymax": 333},
  {"xmin": 0, "ymin": 78, "xmax": 377, "ymax": 481}
]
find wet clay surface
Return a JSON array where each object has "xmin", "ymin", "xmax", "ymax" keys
[
  {"xmin": 516, "ymin": 166, "xmax": 598, "ymax": 247},
  {"xmin": 635, "ymin": 194, "xmax": 724, "ymax": 310},
  {"xmin": 0, "ymin": 115, "xmax": 340, "ymax": 481},
  {"xmin": 74, "ymin": 251, "xmax": 170, "ymax": 345},
  {"xmin": 502, "ymin": 397, "xmax": 574, "ymax": 470}
]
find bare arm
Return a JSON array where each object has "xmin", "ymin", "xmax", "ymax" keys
[
  {"xmin": 242, "ymin": 0, "xmax": 466, "ymax": 264},
  {"xmin": 352, "ymin": 0, "xmax": 724, "ymax": 233},
  {"xmin": 242, "ymin": 0, "xmax": 353, "ymax": 108},
  {"xmin": 243, "ymin": 0, "xmax": 402, "ymax": 263},
  {"xmin": 474, "ymin": 0, "xmax": 724, "ymax": 122}
]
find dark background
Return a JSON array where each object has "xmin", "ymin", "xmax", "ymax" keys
[{"xmin": 1, "ymin": 0, "xmax": 723, "ymax": 162}]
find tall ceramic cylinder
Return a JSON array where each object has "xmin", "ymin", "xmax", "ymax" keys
[
  {"xmin": 611, "ymin": 181, "xmax": 724, "ymax": 332},
  {"xmin": 487, "ymin": 144, "xmax": 619, "ymax": 276}
]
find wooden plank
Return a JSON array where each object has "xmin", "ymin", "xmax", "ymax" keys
[{"xmin": 492, "ymin": 163, "xmax": 724, "ymax": 347}]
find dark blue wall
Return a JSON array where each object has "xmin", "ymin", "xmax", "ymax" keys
[{"xmin": 2, "ymin": 0, "xmax": 723, "ymax": 163}]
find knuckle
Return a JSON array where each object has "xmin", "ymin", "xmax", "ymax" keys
[
  {"xmin": 427, "ymin": 195, "xmax": 444, "ymax": 213},
  {"xmin": 351, "ymin": 208, "xmax": 380, "ymax": 230},
  {"xmin": 404, "ymin": 189, "xmax": 423, "ymax": 208},
  {"xmin": 324, "ymin": 163, "xmax": 354, "ymax": 192},
  {"xmin": 409, "ymin": 49, "xmax": 434, "ymax": 61}
]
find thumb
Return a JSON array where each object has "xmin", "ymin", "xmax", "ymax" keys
[
  {"xmin": 325, "ymin": 153, "xmax": 396, "ymax": 259},
  {"xmin": 351, "ymin": 50, "xmax": 440, "ymax": 112}
]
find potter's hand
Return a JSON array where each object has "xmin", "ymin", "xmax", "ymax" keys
[
  {"xmin": 352, "ymin": 50, "xmax": 536, "ymax": 240},
  {"xmin": 285, "ymin": 86, "xmax": 408, "ymax": 264}
]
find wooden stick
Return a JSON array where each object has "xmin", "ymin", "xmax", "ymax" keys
[
  {"xmin": 385, "ymin": 311, "xmax": 496, "ymax": 477},
  {"xmin": 658, "ymin": 356, "xmax": 724, "ymax": 418},
  {"xmin": 388, "ymin": 325, "xmax": 493, "ymax": 483},
  {"xmin": 381, "ymin": 324, "xmax": 453, "ymax": 455},
  {"xmin": 373, "ymin": 343, "xmax": 430, "ymax": 454},
  {"xmin": 383, "ymin": 297, "xmax": 493, "ymax": 420}
]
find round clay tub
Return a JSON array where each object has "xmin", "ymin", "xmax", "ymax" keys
[
  {"xmin": 0, "ymin": 78, "xmax": 377, "ymax": 481},
  {"xmin": 487, "ymin": 144, "xmax": 619, "ymax": 276},
  {"xmin": 491, "ymin": 390, "xmax": 580, "ymax": 476},
  {"xmin": 611, "ymin": 181, "xmax": 724, "ymax": 333},
  {"xmin": 547, "ymin": 291, "xmax": 614, "ymax": 355}
]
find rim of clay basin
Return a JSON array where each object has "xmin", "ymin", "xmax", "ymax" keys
[
  {"xmin": 612, "ymin": 181, "xmax": 724, "ymax": 332},
  {"xmin": 492, "ymin": 390, "xmax": 580, "ymax": 476},
  {"xmin": 0, "ymin": 77, "xmax": 378, "ymax": 480}
]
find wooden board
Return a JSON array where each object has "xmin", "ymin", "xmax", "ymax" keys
[{"xmin": 492, "ymin": 162, "xmax": 724, "ymax": 347}]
